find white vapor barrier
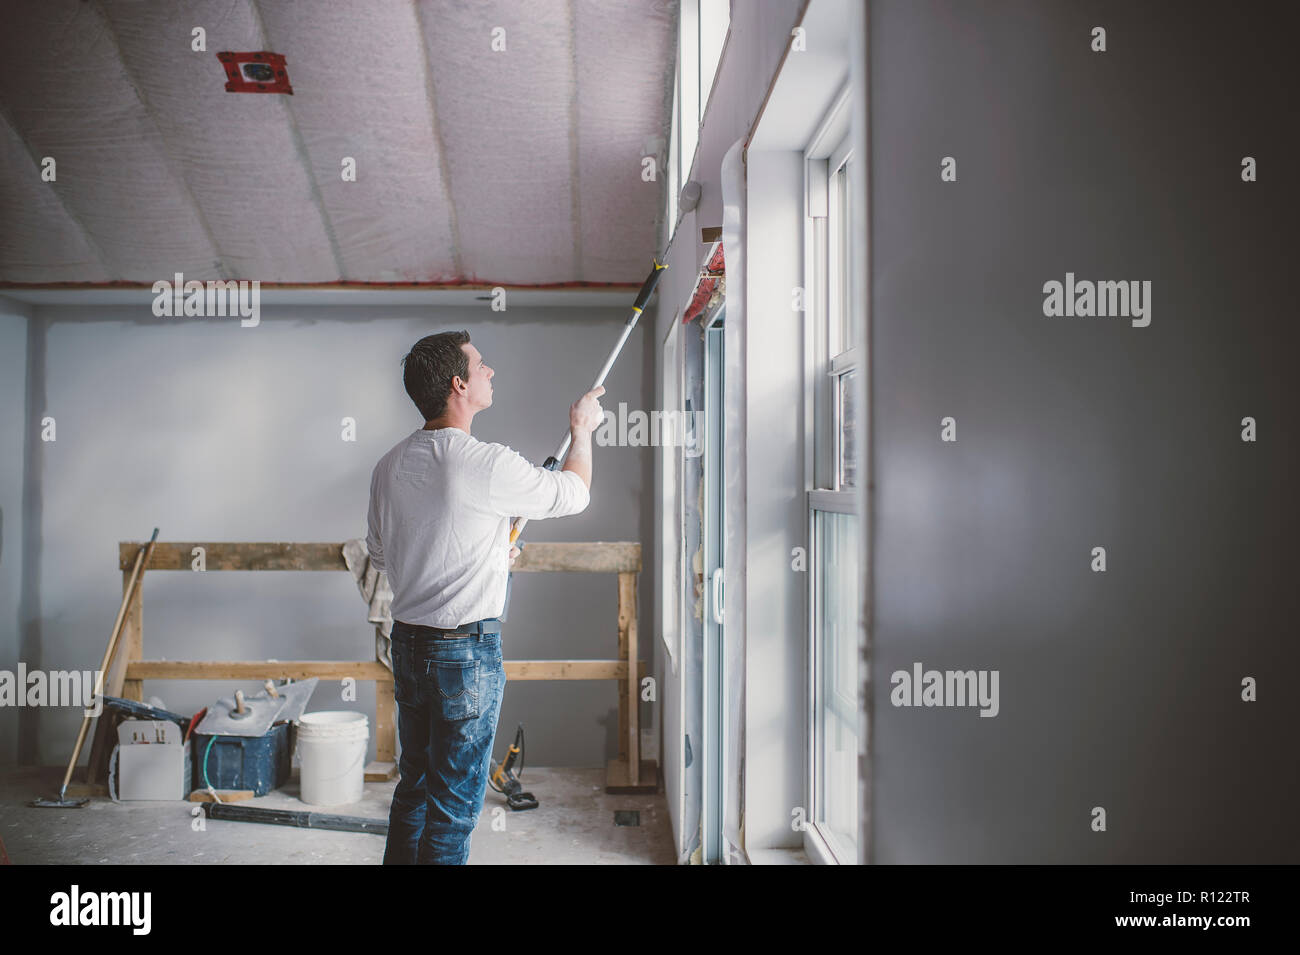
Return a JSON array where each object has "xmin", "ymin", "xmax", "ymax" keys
[{"xmin": 0, "ymin": 0, "xmax": 675, "ymax": 285}]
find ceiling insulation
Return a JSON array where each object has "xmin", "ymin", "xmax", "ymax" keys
[{"xmin": 0, "ymin": 0, "xmax": 677, "ymax": 288}]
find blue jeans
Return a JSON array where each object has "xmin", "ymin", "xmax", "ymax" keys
[{"xmin": 383, "ymin": 619, "xmax": 507, "ymax": 865}]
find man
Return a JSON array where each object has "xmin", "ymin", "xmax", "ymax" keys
[{"xmin": 366, "ymin": 329, "xmax": 604, "ymax": 865}]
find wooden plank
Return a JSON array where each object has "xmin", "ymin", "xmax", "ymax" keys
[
  {"xmin": 375, "ymin": 679, "xmax": 395, "ymax": 763},
  {"xmin": 118, "ymin": 541, "xmax": 641, "ymax": 574},
  {"xmin": 496, "ymin": 541, "xmax": 642, "ymax": 574},
  {"xmin": 126, "ymin": 659, "xmax": 646, "ymax": 681},
  {"xmin": 505, "ymin": 660, "xmax": 642, "ymax": 680},
  {"xmin": 188, "ymin": 790, "xmax": 254, "ymax": 803},
  {"xmin": 622, "ymin": 572, "xmax": 640, "ymax": 786},
  {"xmin": 119, "ymin": 542, "xmax": 348, "ymax": 572},
  {"xmin": 120, "ymin": 569, "xmax": 143, "ymax": 702},
  {"xmin": 364, "ymin": 761, "xmax": 398, "ymax": 782},
  {"xmin": 127, "ymin": 660, "xmax": 395, "ymax": 680}
]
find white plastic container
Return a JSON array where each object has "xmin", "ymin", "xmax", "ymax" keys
[
  {"xmin": 116, "ymin": 719, "xmax": 190, "ymax": 800},
  {"xmin": 296, "ymin": 711, "xmax": 369, "ymax": 806}
]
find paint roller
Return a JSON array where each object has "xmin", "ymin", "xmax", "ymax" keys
[{"xmin": 508, "ymin": 258, "xmax": 667, "ymax": 546}]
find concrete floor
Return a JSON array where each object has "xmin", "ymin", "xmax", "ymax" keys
[{"xmin": 0, "ymin": 765, "xmax": 676, "ymax": 865}]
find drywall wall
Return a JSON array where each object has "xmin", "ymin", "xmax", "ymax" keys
[
  {"xmin": 0, "ymin": 297, "xmax": 30, "ymax": 765},
  {"xmin": 868, "ymin": 0, "xmax": 1299, "ymax": 862},
  {"xmin": 741, "ymin": 149, "xmax": 807, "ymax": 853},
  {"xmin": 653, "ymin": 0, "xmax": 809, "ymax": 860},
  {"xmin": 20, "ymin": 303, "xmax": 654, "ymax": 770}
]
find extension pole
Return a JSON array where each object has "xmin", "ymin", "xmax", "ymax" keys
[{"xmin": 509, "ymin": 259, "xmax": 667, "ymax": 545}]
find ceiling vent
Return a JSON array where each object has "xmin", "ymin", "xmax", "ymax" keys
[{"xmin": 218, "ymin": 52, "xmax": 293, "ymax": 94}]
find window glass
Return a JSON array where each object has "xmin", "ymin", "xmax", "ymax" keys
[
  {"xmin": 837, "ymin": 368, "xmax": 857, "ymax": 490},
  {"xmin": 814, "ymin": 509, "xmax": 860, "ymax": 860}
]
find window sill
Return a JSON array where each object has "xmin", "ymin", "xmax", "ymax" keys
[{"xmin": 747, "ymin": 846, "xmax": 813, "ymax": 865}]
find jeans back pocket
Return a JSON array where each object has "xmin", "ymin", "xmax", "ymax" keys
[
  {"xmin": 429, "ymin": 658, "xmax": 480, "ymax": 721},
  {"xmin": 390, "ymin": 644, "xmax": 416, "ymax": 706}
]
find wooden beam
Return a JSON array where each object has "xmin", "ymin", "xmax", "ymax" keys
[
  {"xmin": 119, "ymin": 542, "xmax": 348, "ymax": 572},
  {"xmin": 506, "ymin": 660, "xmax": 644, "ymax": 680},
  {"xmin": 126, "ymin": 661, "xmax": 394, "ymax": 681},
  {"xmin": 511, "ymin": 542, "xmax": 641, "ymax": 574},
  {"xmin": 120, "ymin": 541, "xmax": 642, "ymax": 574},
  {"xmin": 125, "ymin": 659, "xmax": 647, "ymax": 681}
]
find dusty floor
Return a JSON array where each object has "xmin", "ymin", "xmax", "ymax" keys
[{"xmin": 0, "ymin": 765, "xmax": 676, "ymax": 865}]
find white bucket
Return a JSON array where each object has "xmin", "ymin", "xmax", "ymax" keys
[{"xmin": 297, "ymin": 711, "xmax": 369, "ymax": 806}]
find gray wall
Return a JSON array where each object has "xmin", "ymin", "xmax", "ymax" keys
[
  {"xmin": 869, "ymin": 0, "xmax": 1299, "ymax": 862},
  {"xmin": 0, "ymin": 297, "xmax": 29, "ymax": 765},
  {"xmin": 18, "ymin": 303, "xmax": 652, "ymax": 769}
]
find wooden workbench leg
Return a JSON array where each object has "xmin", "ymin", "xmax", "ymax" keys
[
  {"xmin": 364, "ymin": 677, "xmax": 399, "ymax": 782},
  {"xmin": 120, "ymin": 568, "xmax": 143, "ymax": 702},
  {"xmin": 376, "ymin": 678, "xmax": 395, "ymax": 762},
  {"xmin": 616, "ymin": 573, "xmax": 630, "ymax": 762},
  {"xmin": 620, "ymin": 572, "xmax": 639, "ymax": 787}
]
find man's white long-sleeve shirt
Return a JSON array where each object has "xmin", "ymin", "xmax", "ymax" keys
[{"xmin": 366, "ymin": 427, "xmax": 589, "ymax": 629}]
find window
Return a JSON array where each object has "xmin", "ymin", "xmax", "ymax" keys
[
  {"xmin": 669, "ymin": 0, "xmax": 731, "ymax": 243},
  {"xmin": 805, "ymin": 104, "xmax": 859, "ymax": 864},
  {"xmin": 811, "ymin": 499, "xmax": 859, "ymax": 860},
  {"xmin": 677, "ymin": 0, "xmax": 699, "ymax": 193},
  {"xmin": 827, "ymin": 143, "xmax": 859, "ymax": 490}
]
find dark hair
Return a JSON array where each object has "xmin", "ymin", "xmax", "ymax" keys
[{"xmin": 402, "ymin": 330, "xmax": 470, "ymax": 421}]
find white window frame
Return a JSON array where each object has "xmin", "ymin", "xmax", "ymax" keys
[
  {"xmin": 660, "ymin": 317, "xmax": 684, "ymax": 673},
  {"xmin": 677, "ymin": 0, "xmax": 700, "ymax": 193},
  {"xmin": 803, "ymin": 89, "xmax": 859, "ymax": 865},
  {"xmin": 667, "ymin": 68, "xmax": 681, "ymax": 242},
  {"xmin": 668, "ymin": 0, "xmax": 731, "ymax": 245},
  {"xmin": 699, "ymin": 0, "xmax": 730, "ymax": 122}
]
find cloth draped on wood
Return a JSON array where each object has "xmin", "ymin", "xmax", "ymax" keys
[{"xmin": 342, "ymin": 538, "xmax": 394, "ymax": 672}]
